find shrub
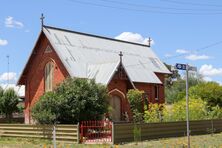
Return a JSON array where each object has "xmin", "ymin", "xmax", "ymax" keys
[
  {"xmin": 144, "ymin": 99, "xmax": 222, "ymax": 123},
  {"xmin": 144, "ymin": 104, "xmax": 161, "ymax": 123},
  {"xmin": 31, "ymin": 92, "xmax": 60, "ymax": 124},
  {"xmin": 0, "ymin": 88, "xmax": 19, "ymax": 121},
  {"xmin": 144, "ymin": 103, "xmax": 171, "ymax": 123},
  {"xmin": 190, "ymin": 82, "xmax": 222, "ymax": 108},
  {"xmin": 31, "ymin": 78, "xmax": 109, "ymax": 124},
  {"xmin": 170, "ymin": 98, "xmax": 208, "ymax": 121},
  {"xmin": 127, "ymin": 89, "xmax": 144, "ymax": 123},
  {"xmin": 208, "ymin": 105, "xmax": 222, "ymax": 119}
]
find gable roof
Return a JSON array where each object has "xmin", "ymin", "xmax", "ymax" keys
[{"xmin": 18, "ymin": 25, "xmax": 170, "ymax": 85}]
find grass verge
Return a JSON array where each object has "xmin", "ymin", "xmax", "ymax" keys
[{"xmin": 0, "ymin": 133, "xmax": 222, "ymax": 147}]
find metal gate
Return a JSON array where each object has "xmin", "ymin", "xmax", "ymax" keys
[{"xmin": 80, "ymin": 120, "xmax": 112, "ymax": 143}]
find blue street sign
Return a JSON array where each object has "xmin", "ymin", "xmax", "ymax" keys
[{"xmin": 175, "ymin": 63, "xmax": 187, "ymax": 70}]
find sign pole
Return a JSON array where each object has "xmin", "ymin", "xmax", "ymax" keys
[
  {"xmin": 174, "ymin": 63, "xmax": 196, "ymax": 148},
  {"xmin": 186, "ymin": 64, "xmax": 190, "ymax": 148}
]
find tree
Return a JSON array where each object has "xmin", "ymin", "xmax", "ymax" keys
[
  {"xmin": 127, "ymin": 89, "xmax": 144, "ymax": 123},
  {"xmin": 31, "ymin": 78, "xmax": 109, "ymax": 124},
  {"xmin": 0, "ymin": 88, "xmax": 19, "ymax": 121},
  {"xmin": 31, "ymin": 92, "xmax": 60, "ymax": 124},
  {"xmin": 190, "ymin": 82, "xmax": 222, "ymax": 108},
  {"xmin": 165, "ymin": 73, "xmax": 203, "ymax": 104}
]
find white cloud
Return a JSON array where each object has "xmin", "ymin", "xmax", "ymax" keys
[
  {"xmin": 185, "ymin": 54, "xmax": 210, "ymax": 61},
  {"xmin": 0, "ymin": 72, "xmax": 17, "ymax": 81},
  {"xmin": 199, "ymin": 64, "xmax": 222, "ymax": 76},
  {"xmin": 5, "ymin": 16, "xmax": 24, "ymax": 28},
  {"xmin": 115, "ymin": 32, "xmax": 154, "ymax": 45},
  {"xmin": 176, "ymin": 49, "xmax": 189, "ymax": 54},
  {"xmin": 0, "ymin": 39, "xmax": 8, "ymax": 46}
]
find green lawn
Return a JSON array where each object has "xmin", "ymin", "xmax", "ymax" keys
[{"xmin": 0, "ymin": 133, "xmax": 222, "ymax": 148}]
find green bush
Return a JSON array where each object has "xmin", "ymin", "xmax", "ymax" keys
[
  {"xmin": 190, "ymin": 82, "xmax": 222, "ymax": 108},
  {"xmin": 170, "ymin": 98, "xmax": 208, "ymax": 121},
  {"xmin": 144, "ymin": 103, "xmax": 172, "ymax": 123},
  {"xmin": 144, "ymin": 104, "xmax": 163, "ymax": 123},
  {"xmin": 0, "ymin": 88, "xmax": 19, "ymax": 121},
  {"xmin": 208, "ymin": 105, "xmax": 222, "ymax": 119},
  {"xmin": 31, "ymin": 92, "xmax": 60, "ymax": 124},
  {"xmin": 144, "ymin": 98, "xmax": 221, "ymax": 122},
  {"xmin": 127, "ymin": 89, "xmax": 144, "ymax": 123},
  {"xmin": 31, "ymin": 78, "xmax": 109, "ymax": 124}
]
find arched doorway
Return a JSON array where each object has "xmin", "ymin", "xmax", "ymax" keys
[{"xmin": 109, "ymin": 95, "xmax": 121, "ymax": 121}]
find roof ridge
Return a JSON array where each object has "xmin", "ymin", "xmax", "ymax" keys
[{"xmin": 43, "ymin": 25, "xmax": 150, "ymax": 47}]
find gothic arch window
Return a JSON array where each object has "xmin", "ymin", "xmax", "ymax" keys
[{"xmin": 45, "ymin": 61, "xmax": 54, "ymax": 92}]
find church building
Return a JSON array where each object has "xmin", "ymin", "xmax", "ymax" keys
[{"xmin": 17, "ymin": 25, "xmax": 170, "ymax": 124}]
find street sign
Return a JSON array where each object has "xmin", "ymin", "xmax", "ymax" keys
[
  {"xmin": 175, "ymin": 63, "xmax": 197, "ymax": 72},
  {"xmin": 175, "ymin": 63, "xmax": 187, "ymax": 70},
  {"xmin": 189, "ymin": 66, "xmax": 197, "ymax": 72}
]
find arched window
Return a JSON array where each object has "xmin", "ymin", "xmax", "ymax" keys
[{"xmin": 45, "ymin": 61, "xmax": 54, "ymax": 92}]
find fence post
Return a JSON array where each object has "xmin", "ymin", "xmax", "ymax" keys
[
  {"xmin": 77, "ymin": 122, "xmax": 80, "ymax": 144},
  {"xmin": 112, "ymin": 122, "xmax": 114, "ymax": 145},
  {"xmin": 53, "ymin": 124, "xmax": 56, "ymax": 148},
  {"xmin": 80, "ymin": 121, "xmax": 83, "ymax": 143}
]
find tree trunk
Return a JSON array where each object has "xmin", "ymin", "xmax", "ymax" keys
[{"xmin": 5, "ymin": 113, "xmax": 12, "ymax": 123}]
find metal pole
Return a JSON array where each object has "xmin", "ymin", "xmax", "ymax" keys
[
  {"xmin": 6, "ymin": 55, "xmax": 9, "ymax": 84},
  {"xmin": 53, "ymin": 125, "xmax": 56, "ymax": 148},
  {"xmin": 186, "ymin": 64, "xmax": 190, "ymax": 148}
]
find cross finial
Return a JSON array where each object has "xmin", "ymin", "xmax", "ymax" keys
[
  {"xmin": 119, "ymin": 51, "xmax": 123, "ymax": 62},
  {"xmin": 148, "ymin": 37, "xmax": 152, "ymax": 47},
  {"xmin": 40, "ymin": 13, "xmax": 45, "ymax": 30}
]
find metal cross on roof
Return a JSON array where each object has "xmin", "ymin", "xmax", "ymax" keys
[
  {"xmin": 119, "ymin": 51, "xmax": 123, "ymax": 62},
  {"xmin": 40, "ymin": 13, "xmax": 45, "ymax": 30},
  {"xmin": 148, "ymin": 37, "xmax": 152, "ymax": 47}
]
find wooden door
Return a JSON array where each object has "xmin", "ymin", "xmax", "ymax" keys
[{"xmin": 110, "ymin": 95, "xmax": 121, "ymax": 121}]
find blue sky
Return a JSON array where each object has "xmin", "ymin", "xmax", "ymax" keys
[{"xmin": 0, "ymin": 0, "xmax": 222, "ymax": 85}]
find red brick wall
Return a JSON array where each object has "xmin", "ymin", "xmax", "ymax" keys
[
  {"xmin": 24, "ymin": 33, "xmax": 69, "ymax": 124},
  {"xmin": 155, "ymin": 73, "xmax": 166, "ymax": 104},
  {"xmin": 134, "ymin": 73, "xmax": 165, "ymax": 104}
]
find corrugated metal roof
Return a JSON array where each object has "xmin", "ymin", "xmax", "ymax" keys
[
  {"xmin": 43, "ymin": 26, "xmax": 170, "ymax": 84},
  {"xmin": 87, "ymin": 61, "xmax": 120, "ymax": 84}
]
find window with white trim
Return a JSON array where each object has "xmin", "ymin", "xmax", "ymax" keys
[{"xmin": 45, "ymin": 61, "xmax": 54, "ymax": 92}]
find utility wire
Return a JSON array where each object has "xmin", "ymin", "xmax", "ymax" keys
[
  {"xmin": 124, "ymin": 40, "xmax": 222, "ymax": 68},
  {"xmin": 161, "ymin": 0, "xmax": 222, "ymax": 8},
  {"xmin": 99, "ymin": 0, "xmax": 222, "ymax": 12},
  {"xmin": 163, "ymin": 40, "xmax": 222, "ymax": 61},
  {"xmin": 67, "ymin": 0, "xmax": 222, "ymax": 15}
]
